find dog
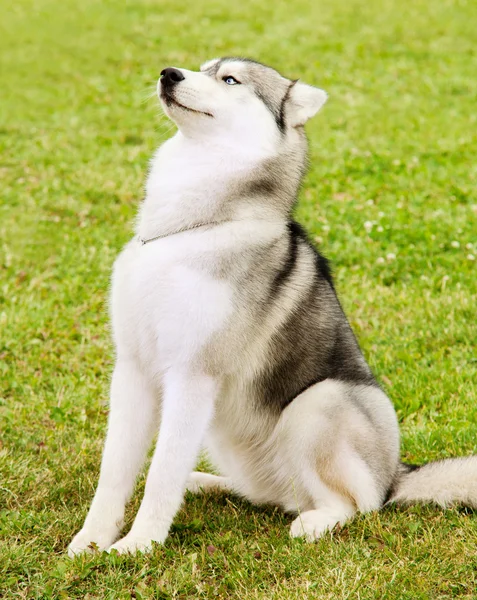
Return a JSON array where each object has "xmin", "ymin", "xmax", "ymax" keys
[{"xmin": 68, "ymin": 57, "xmax": 477, "ymax": 555}]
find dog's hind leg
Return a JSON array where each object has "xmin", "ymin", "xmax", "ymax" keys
[
  {"xmin": 290, "ymin": 508, "xmax": 353, "ymax": 541},
  {"xmin": 274, "ymin": 380, "xmax": 399, "ymax": 541},
  {"xmin": 289, "ymin": 451, "xmax": 377, "ymax": 541}
]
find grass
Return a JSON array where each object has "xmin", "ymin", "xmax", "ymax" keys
[{"xmin": 1, "ymin": 0, "xmax": 477, "ymax": 597}]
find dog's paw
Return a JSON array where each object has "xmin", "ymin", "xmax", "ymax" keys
[
  {"xmin": 186, "ymin": 471, "xmax": 214, "ymax": 494},
  {"xmin": 186, "ymin": 472, "xmax": 232, "ymax": 494},
  {"xmin": 107, "ymin": 534, "xmax": 156, "ymax": 555},
  {"xmin": 67, "ymin": 529, "xmax": 114, "ymax": 557},
  {"xmin": 289, "ymin": 509, "xmax": 343, "ymax": 542}
]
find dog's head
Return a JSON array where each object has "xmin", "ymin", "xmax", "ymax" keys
[{"xmin": 157, "ymin": 57, "xmax": 327, "ymax": 154}]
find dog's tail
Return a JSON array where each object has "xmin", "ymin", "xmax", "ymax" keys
[{"xmin": 389, "ymin": 457, "xmax": 477, "ymax": 508}]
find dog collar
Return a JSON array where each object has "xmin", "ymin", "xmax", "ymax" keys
[{"xmin": 138, "ymin": 221, "xmax": 221, "ymax": 246}]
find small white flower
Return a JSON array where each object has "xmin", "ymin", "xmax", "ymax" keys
[
  {"xmin": 364, "ymin": 221, "xmax": 373, "ymax": 233},
  {"xmin": 465, "ymin": 243, "xmax": 474, "ymax": 250},
  {"xmin": 376, "ymin": 257, "xmax": 385, "ymax": 264},
  {"xmin": 451, "ymin": 241, "xmax": 460, "ymax": 248},
  {"xmin": 322, "ymin": 225, "xmax": 330, "ymax": 232},
  {"xmin": 377, "ymin": 226, "xmax": 384, "ymax": 232},
  {"xmin": 467, "ymin": 254, "xmax": 475, "ymax": 261},
  {"xmin": 386, "ymin": 253, "xmax": 396, "ymax": 261},
  {"xmin": 366, "ymin": 199, "xmax": 374, "ymax": 206},
  {"xmin": 378, "ymin": 211, "xmax": 385, "ymax": 218}
]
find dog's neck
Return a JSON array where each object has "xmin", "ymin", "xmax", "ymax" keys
[{"xmin": 136, "ymin": 132, "xmax": 296, "ymax": 241}]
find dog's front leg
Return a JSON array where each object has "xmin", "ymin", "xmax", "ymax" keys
[
  {"xmin": 68, "ymin": 359, "xmax": 159, "ymax": 556},
  {"xmin": 108, "ymin": 369, "xmax": 217, "ymax": 554}
]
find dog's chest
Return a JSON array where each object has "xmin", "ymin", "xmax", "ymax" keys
[{"xmin": 110, "ymin": 238, "xmax": 234, "ymax": 372}]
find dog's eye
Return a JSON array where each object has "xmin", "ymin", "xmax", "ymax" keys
[{"xmin": 223, "ymin": 76, "xmax": 241, "ymax": 85}]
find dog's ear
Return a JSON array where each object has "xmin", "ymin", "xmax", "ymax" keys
[
  {"xmin": 200, "ymin": 58, "xmax": 221, "ymax": 72},
  {"xmin": 287, "ymin": 81, "xmax": 328, "ymax": 127}
]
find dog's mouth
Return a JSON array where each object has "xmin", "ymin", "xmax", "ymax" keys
[{"xmin": 160, "ymin": 89, "xmax": 214, "ymax": 119}]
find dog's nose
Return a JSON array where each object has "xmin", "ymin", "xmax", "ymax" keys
[{"xmin": 160, "ymin": 67, "xmax": 185, "ymax": 86}]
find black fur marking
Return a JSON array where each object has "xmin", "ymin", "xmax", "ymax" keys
[
  {"xmin": 254, "ymin": 89, "xmax": 283, "ymax": 132},
  {"xmin": 290, "ymin": 221, "xmax": 334, "ymax": 286},
  {"xmin": 247, "ymin": 176, "xmax": 278, "ymax": 197},
  {"xmin": 267, "ymin": 222, "xmax": 299, "ymax": 302},
  {"xmin": 382, "ymin": 485, "xmax": 394, "ymax": 505},
  {"xmin": 255, "ymin": 221, "xmax": 377, "ymax": 412},
  {"xmin": 278, "ymin": 80, "xmax": 297, "ymax": 133},
  {"xmin": 325, "ymin": 323, "xmax": 378, "ymax": 386},
  {"xmin": 401, "ymin": 462, "xmax": 421, "ymax": 472},
  {"xmin": 383, "ymin": 462, "xmax": 422, "ymax": 504}
]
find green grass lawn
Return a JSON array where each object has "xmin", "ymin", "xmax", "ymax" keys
[{"xmin": 1, "ymin": 0, "xmax": 477, "ymax": 597}]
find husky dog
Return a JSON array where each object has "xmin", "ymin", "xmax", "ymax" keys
[{"xmin": 69, "ymin": 58, "xmax": 477, "ymax": 555}]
